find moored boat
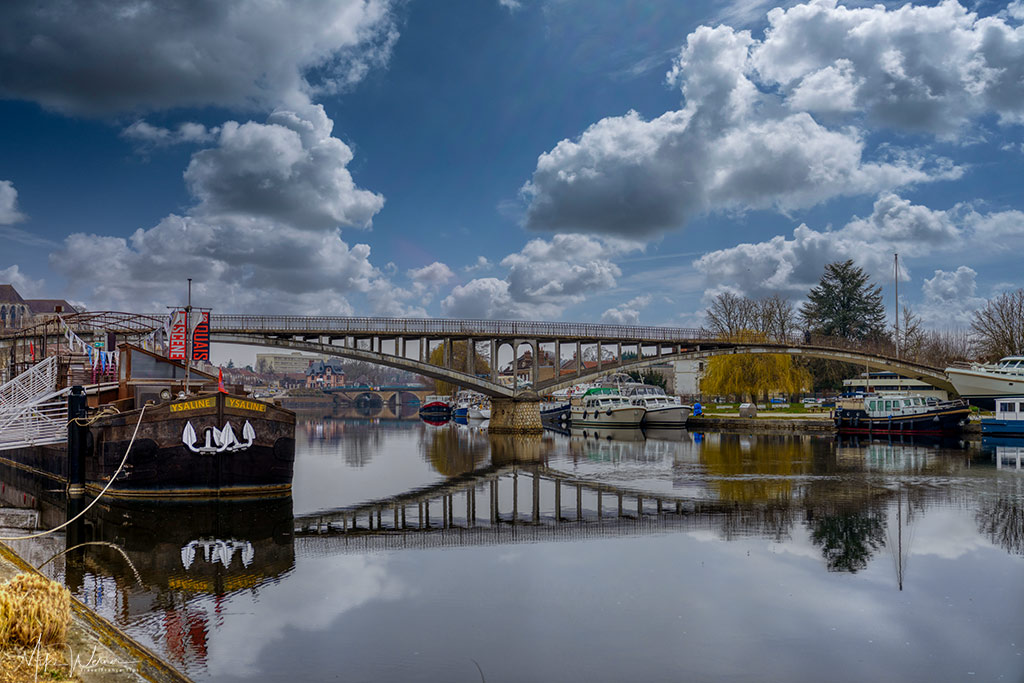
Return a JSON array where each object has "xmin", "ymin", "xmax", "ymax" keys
[
  {"xmin": 945, "ymin": 356, "xmax": 1024, "ymax": 407},
  {"xmin": 85, "ymin": 389, "xmax": 295, "ymax": 498},
  {"xmin": 2, "ymin": 341, "xmax": 296, "ymax": 498},
  {"xmin": 418, "ymin": 394, "xmax": 452, "ymax": 419},
  {"xmin": 624, "ymin": 385, "xmax": 690, "ymax": 428},
  {"xmin": 570, "ymin": 388, "xmax": 645, "ymax": 428},
  {"xmin": 833, "ymin": 392, "xmax": 970, "ymax": 435},
  {"xmin": 540, "ymin": 400, "xmax": 570, "ymax": 423},
  {"xmin": 981, "ymin": 397, "xmax": 1024, "ymax": 436}
]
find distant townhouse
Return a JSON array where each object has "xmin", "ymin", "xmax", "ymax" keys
[{"xmin": 305, "ymin": 358, "xmax": 346, "ymax": 389}]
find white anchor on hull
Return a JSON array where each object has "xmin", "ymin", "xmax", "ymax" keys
[{"xmin": 182, "ymin": 420, "xmax": 256, "ymax": 454}]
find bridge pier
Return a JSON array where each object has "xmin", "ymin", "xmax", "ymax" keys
[{"xmin": 488, "ymin": 396, "xmax": 542, "ymax": 434}]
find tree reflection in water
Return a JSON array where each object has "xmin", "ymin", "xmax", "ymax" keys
[
  {"xmin": 807, "ymin": 507, "xmax": 888, "ymax": 573},
  {"xmin": 977, "ymin": 495, "xmax": 1024, "ymax": 556}
]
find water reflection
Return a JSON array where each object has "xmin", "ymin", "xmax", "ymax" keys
[
  {"xmin": 0, "ymin": 416, "xmax": 1021, "ymax": 682},
  {"xmin": 69, "ymin": 498, "xmax": 294, "ymax": 673}
]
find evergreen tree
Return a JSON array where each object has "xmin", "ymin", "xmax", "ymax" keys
[{"xmin": 800, "ymin": 260, "xmax": 887, "ymax": 341}]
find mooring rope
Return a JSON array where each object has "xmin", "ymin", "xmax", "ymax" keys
[
  {"xmin": 36, "ymin": 541, "xmax": 144, "ymax": 586},
  {"xmin": 0, "ymin": 403, "xmax": 149, "ymax": 541},
  {"xmin": 66, "ymin": 405, "xmax": 120, "ymax": 428}
]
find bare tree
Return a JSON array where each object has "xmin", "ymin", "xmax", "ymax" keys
[
  {"xmin": 971, "ymin": 289, "xmax": 1024, "ymax": 361},
  {"xmin": 898, "ymin": 304, "xmax": 926, "ymax": 360},
  {"xmin": 756, "ymin": 294, "xmax": 799, "ymax": 342},
  {"xmin": 705, "ymin": 292, "xmax": 755, "ymax": 339},
  {"xmin": 918, "ymin": 328, "xmax": 973, "ymax": 367}
]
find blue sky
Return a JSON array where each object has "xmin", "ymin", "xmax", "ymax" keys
[{"xmin": 2, "ymin": 0, "xmax": 1023, "ymax": 335}]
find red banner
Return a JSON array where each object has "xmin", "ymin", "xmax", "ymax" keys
[
  {"xmin": 192, "ymin": 312, "xmax": 210, "ymax": 362},
  {"xmin": 169, "ymin": 310, "xmax": 187, "ymax": 360}
]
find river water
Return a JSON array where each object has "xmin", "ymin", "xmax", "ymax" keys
[{"xmin": 3, "ymin": 411, "xmax": 1023, "ymax": 682}]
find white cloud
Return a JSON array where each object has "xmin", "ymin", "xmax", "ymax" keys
[
  {"xmin": 441, "ymin": 278, "xmax": 561, "ymax": 320},
  {"xmin": 464, "ymin": 256, "xmax": 492, "ymax": 273},
  {"xmin": 408, "ymin": 262, "xmax": 455, "ymax": 287},
  {"xmin": 0, "ymin": 180, "xmax": 25, "ymax": 224},
  {"xmin": 693, "ymin": 193, "xmax": 1012, "ymax": 302},
  {"xmin": 0, "ymin": 265, "xmax": 44, "ymax": 297},
  {"xmin": 521, "ymin": 15, "xmax": 965, "ymax": 237},
  {"xmin": 121, "ymin": 120, "xmax": 220, "ymax": 148},
  {"xmin": 49, "ymin": 105, "xmax": 410, "ymax": 314},
  {"xmin": 499, "ymin": 0, "xmax": 522, "ymax": 10},
  {"xmin": 753, "ymin": 0, "xmax": 1024, "ymax": 135},
  {"xmin": 919, "ymin": 266, "xmax": 987, "ymax": 325},
  {"xmin": 441, "ymin": 234, "xmax": 639, "ymax": 319},
  {"xmin": 0, "ymin": 1, "xmax": 398, "ymax": 115},
  {"xmin": 183, "ymin": 104, "xmax": 384, "ymax": 231},
  {"xmin": 601, "ymin": 295, "xmax": 652, "ymax": 325},
  {"xmin": 408, "ymin": 261, "xmax": 455, "ymax": 304}
]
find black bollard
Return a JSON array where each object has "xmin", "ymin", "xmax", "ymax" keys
[{"xmin": 67, "ymin": 385, "xmax": 87, "ymax": 496}]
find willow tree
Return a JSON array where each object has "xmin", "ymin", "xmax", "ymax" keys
[
  {"xmin": 700, "ymin": 339, "xmax": 811, "ymax": 402},
  {"xmin": 428, "ymin": 341, "xmax": 491, "ymax": 395}
]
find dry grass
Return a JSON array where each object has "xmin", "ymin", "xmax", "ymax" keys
[
  {"xmin": 0, "ymin": 574, "xmax": 76, "ymax": 682},
  {"xmin": 0, "ymin": 573, "xmax": 71, "ymax": 649},
  {"xmin": 0, "ymin": 646, "xmax": 79, "ymax": 683}
]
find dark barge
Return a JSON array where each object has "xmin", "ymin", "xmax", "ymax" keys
[
  {"xmin": 833, "ymin": 393, "xmax": 970, "ymax": 436},
  {"xmin": 3, "ymin": 342, "xmax": 295, "ymax": 499}
]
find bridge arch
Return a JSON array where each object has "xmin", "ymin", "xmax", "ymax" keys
[
  {"xmin": 212, "ymin": 333, "xmax": 515, "ymax": 398},
  {"xmin": 536, "ymin": 344, "xmax": 955, "ymax": 395}
]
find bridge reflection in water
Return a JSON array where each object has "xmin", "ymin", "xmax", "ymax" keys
[{"xmin": 0, "ymin": 421, "xmax": 1022, "ymax": 680}]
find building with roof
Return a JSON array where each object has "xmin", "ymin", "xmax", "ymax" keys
[
  {"xmin": 0, "ymin": 283, "xmax": 78, "ymax": 330},
  {"xmin": 305, "ymin": 358, "xmax": 346, "ymax": 389},
  {"xmin": 256, "ymin": 352, "xmax": 317, "ymax": 375}
]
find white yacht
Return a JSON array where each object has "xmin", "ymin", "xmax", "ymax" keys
[
  {"xmin": 570, "ymin": 388, "xmax": 645, "ymax": 427},
  {"xmin": 945, "ymin": 355, "xmax": 1024, "ymax": 402},
  {"xmin": 468, "ymin": 401, "xmax": 491, "ymax": 420},
  {"xmin": 625, "ymin": 385, "xmax": 691, "ymax": 428}
]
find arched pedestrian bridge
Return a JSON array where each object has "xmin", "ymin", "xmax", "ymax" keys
[{"xmin": 1, "ymin": 312, "xmax": 953, "ymax": 432}]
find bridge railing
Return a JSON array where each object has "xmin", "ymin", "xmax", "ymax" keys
[
  {"xmin": 211, "ymin": 314, "xmax": 715, "ymax": 342},
  {"xmin": 209, "ymin": 315, "xmax": 940, "ymax": 369}
]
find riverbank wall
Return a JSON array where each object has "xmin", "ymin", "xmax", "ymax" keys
[
  {"xmin": 688, "ymin": 416, "xmax": 835, "ymax": 432},
  {"xmin": 687, "ymin": 415, "xmax": 982, "ymax": 435}
]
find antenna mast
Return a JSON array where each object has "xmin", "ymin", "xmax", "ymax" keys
[
  {"xmin": 894, "ymin": 253, "xmax": 899, "ymax": 360},
  {"xmin": 184, "ymin": 278, "xmax": 192, "ymax": 395},
  {"xmin": 894, "ymin": 253, "xmax": 900, "ymax": 393}
]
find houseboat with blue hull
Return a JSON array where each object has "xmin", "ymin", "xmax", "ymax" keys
[
  {"xmin": 833, "ymin": 393, "xmax": 970, "ymax": 435},
  {"xmin": 981, "ymin": 397, "xmax": 1024, "ymax": 436}
]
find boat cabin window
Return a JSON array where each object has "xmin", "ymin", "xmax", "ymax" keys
[
  {"xmin": 1000, "ymin": 402, "xmax": 1012, "ymax": 412},
  {"xmin": 903, "ymin": 399, "xmax": 912, "ymax": 407},
  {"xmin": 1019, "ymin": 403, "xmax": 1024, "ymax": 412},
  {"xmin": 129, "ymin": 348, "xmax": 187, "ymax": 379},
  {"xmin": 884, "ymin": 400, "xmax": 892, "ymax": 411}
]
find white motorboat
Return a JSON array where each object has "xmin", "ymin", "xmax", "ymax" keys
[
  {"xmin": 625, "ymin": 385, "xmax": 691, "ymax": 428},
  {"xmin": 468, "ymin": 403, "xmax": 491, "ymax": 420},
  {"xmin": 570, "ymin": 388, "xmax": 645, "ymax": 427},
  {"xmin": 945, "ymin": 356, "xmax": 1024, "ymax": 403}
]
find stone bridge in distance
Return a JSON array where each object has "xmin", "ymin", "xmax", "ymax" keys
[{"xmin": 2, "ymin": 313, "xmax": 953, "ymax": 434}]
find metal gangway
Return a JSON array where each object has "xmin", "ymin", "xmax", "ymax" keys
[{"xmin": 0, "ymin": 357, "xmax": 69, "ymax": 451}]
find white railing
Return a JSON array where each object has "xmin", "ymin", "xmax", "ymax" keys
[
  {"xmin": 0, "ymin": 356, "xmax": 59, "ymax": 413},
  {"xmin": 0, "ymin": 357, "xmax": 68, "ymax": 451},
  {"xmin": 0, "ymin": 395, "xmax": 67, "ymax": 450}
]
